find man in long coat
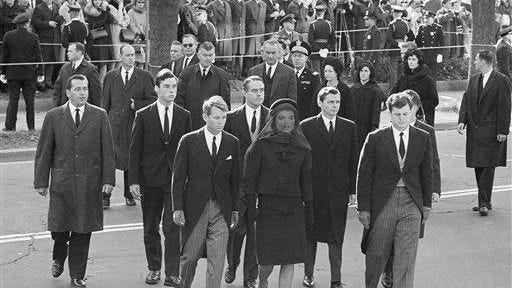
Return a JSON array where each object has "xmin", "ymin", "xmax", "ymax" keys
[
  {"xmin": 101, "ymin": 44, "xmax": 157, "ymax": 208},
  {"xmin": 496, "ymin": 26, "xmax": 512, "ymax": 81},
  {"xmin": 245, "ymin": 0, "xmax": 266, "ymax": 70},
  {"xmin": 34, "ymin": 74, "xmax": 115, "ymax": 288},
  {"xmin": 458, "ymin": 50, "xmax": 511, "ymax": 216},
  {"xmin": 300, "ymin": 87, "xmax": 358, "ymax": 288},
  {"xmin": 207, "ymin": 0, "xmax": 232, "ymax": 65},
  {"xmin": 229, "ymin": 0, "xmax": 246, "ymax": 76}
]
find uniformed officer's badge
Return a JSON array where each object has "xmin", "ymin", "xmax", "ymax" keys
[{"xmin": 430, "ymin": 32, "xmax": 435, "ymax": 36}]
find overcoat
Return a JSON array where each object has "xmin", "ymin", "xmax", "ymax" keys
[
  {"xmin": 230, "ymin": 0, "xmax": 246, "ymax": 55},
  {"xmin": 208, "ymin": 0, "xmax": 232, "ymax": 58},
  {"xmin": 0, "ymin": 27, "xmax": 43, "ymax": 80},
  {"xmin": 496, "ymin": 39, "xmax": 512, "ymax": 81},
  {"xmin": 351, "ymin": 81, "xmax": 383, "ymax": 151},
  {"xmin": 248, "ymin": 62, "xmax": 298, "ymax": 106},
  {"xmin": 53, "ymin": 59, "xmax": 102, "ymax": 107},
  {"xmin": 245, "ymin": 0, "xmax": 266, "ymax": 56},
  {"xmin": 458, "ymin": 71, "xmax": 511, "ymax": 168},
  {"xmin": 31, "ymin": 3, "xmax": 64, "ymax": 62},
  {"xmin": 34, "ymin": 103, "xmax": 115, "ymax": 233},
  {"xmin": 101, "ymin": 67, "xmax": 157, "ymax": 170},
  {"xmin": 300, "ymin": 114, "xmax": 358, "ymax": 244}
]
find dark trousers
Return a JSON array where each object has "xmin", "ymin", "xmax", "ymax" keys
[
  {"xmin": 141, "ymin": 185, "xmax": 180, "ymax": 276},
  {"xmin": 475, "ymin": 167, "xmax": 495, "ymax": 209},
  {"xmin": 51, "ymin": 231, "xmax": 91, "ymax": 279},
  {"xmin": 41, "ymin": 45, "xmax": 55, "ymax": 85},
  {"xmin": 5, "ymin": 79, "xmax": 36, "ymax": 130},
  {"xmin": 304, "ymin": 240, "xmax": 343, "ymax": 283},
  {"xmin": 104, "ymin": 170, "xmax": 133, "ymax": 200},
  {"xmin": 226, "ymin": 213, "xmax": 258, "ymax": 282},
  {"xmin": 423, "ymin": 107, "xmax": 436, "ymax": 127}
]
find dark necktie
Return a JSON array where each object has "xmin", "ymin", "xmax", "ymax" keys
[
  {"xmin": 125, "ymin": 71, "xmax": 129, "ymax": 85},
  {"xmin": 399, "ymin": 132, "xmax": 405, "ymax": 159},
  {"xmin": 202, "ymin": 68, "xmax": 207, "ymax": 78},
  {"xmin": 266, "ymin": 66, "xmax": 272, "ymax": 80},
  {"xmin": 329, "ymin": 120, "xmax": 334, "ymax": 136},
  {"xmin": 163, "ymin": 107, "xmax": 170, "ymax": 140},
  {"xmin": 212, "ymin": 136, "xmax": 217, "ymax": 159},
  {"xmin": 75, "ymin": 108, "xmax": 80, "ymax": 127},
  {"xmin": 184, "ymin": 57, "xmax": 190, "ymax": 69},
  {"xmin": 478, "ymin": 74, "xmax": 484, "ymax": 98},
  {"xmin": 251, "ymin": 110, "xmax": 257, "ymax": 134}
]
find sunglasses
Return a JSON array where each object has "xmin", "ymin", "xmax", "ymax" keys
[{"xmin": 183, "ymin": 44, "xmax": 195, "ymax": 47}]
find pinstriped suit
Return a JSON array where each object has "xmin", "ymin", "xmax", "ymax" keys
[{"xmin": 357, "ymin": 125, "xmax": 433, "ymax": 288}]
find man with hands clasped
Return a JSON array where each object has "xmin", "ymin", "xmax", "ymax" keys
[
  {"xmin": 34, "ymin": 74, "xmax": 116, "ymax": 288},
  {"xmin": 171, "ymin": 96, "xmax": 240, "ymax": 288}
]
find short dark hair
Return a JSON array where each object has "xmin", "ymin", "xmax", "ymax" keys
[
  {"xmin": 477, "ymin": 49, "xmax": 494, "ymax": 65},
  {"xmin": 203, "ymin": 95, "xmax": 228, "ymax": 115},
  {"xmin": 69, "ymin": 42, "xmax": 85, "ymax": 54},
  {"xmin": 317, "ymin": 86, "xmax": 340, "ymax": 102},
  {"xmin": 155, "ymin": 69, "xmax": 178, "ymax": 87},
  {"xmin": 355, "ymin": 61, "xmax": 375, "ymax": 83},
  {"xmin": 243, "ymin": 76, "xmax": 264, "ymax": 92},
  {"xmin": 403, "ymin": 49, "xmax": 425, "ymax": 74},
  {"xmin": 66, "ymin": 74, "xmax": 88, "ymax": 90},
  {"xmin": 387, "ymin": 92, "xmax": 413, "ymax": 112},
  {"xmin": 403, "ymin": 89, "xmax": 421, "ymax": 107},
  {"xmin": 198, "ymin": 41, "xmax": 215, "ymax": 52}
]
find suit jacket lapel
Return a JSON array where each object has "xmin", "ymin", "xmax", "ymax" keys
[
  {"xmin": 76, "ymin": 104, "xmax": 93, "ymax": 134},
  {"xmin": 239, "ymin": 106, "xmax": 253, "ymax": 143},
  {"xmin": 259, "ymin": 106, "xmax": 269, "ymax": 131},
  {"xmin": 270, "ymin": 64, "xmax": 282, "ymax": 98},
  {"xmin": 314, "ymin": 114, "xmax": 331, "ymax": 144},
  {"xmin": 383, "ymin": 126, "xmax": 401, "ymax": 172},
  {"xmin": 330, "ymin": 117, "xmax": 343, "ymax": 150},
  {"xmin": 169, "ymin": 104, "xmax": 180, "ymax": 140},
  {"xmin": 403, "ymin": 127, "xmax": 417, "ymax": 170},
  {"xmin": 479, "ymin": 71, "xmax": 496, "ymax": 104},
  {"xmin": 62, "ymin": 104, "xmax": 77, "ymax": 132},
  {"xmin": 197, "ymin": 129, "xmax": 214, "ymax": 171},
  {"xmin": 214, "ymin": 132, "xmax": 229, "ymax": 174},
  {"xmin": 149, "ymin": 102, "xmax": 163, "ymax": 136},
  {"xmin": 124, "ymin": 68, "xmax": 138, "ymax": 91}
]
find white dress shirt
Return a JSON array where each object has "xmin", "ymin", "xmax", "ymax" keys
[
  {"xmin": 245, "ymin": 105, "xmax": 261, "ymax": 134},
  {"xmin": 198, "ymin": 64, "xmax": 211, "ymax": 77},
  {"xmin": 482, "ymin": 70, "xmax": 492, "ymax": 89},
  {"xmin": 121, "ymin": 66, "xmax": 135, "ymax": 84},
  {"xmin": 156, "ymin": 101, "xmax": 173, "ymax": 134},
  {"xmin": 204, "ymin": 127, "xmax": 222, "ymax": 155},
  {"xmin": 72, "ymin": 56, "xmax": 84, "ymax": 70},
  {"xmin": 264, "ymin": 62, "xmax": 278, "ymax": 78},
  {"xmin": 68, "ymin": 102, "xmax": 85, "ymax": 124},
  {"xmin": 182, "ymin": 54, "xmax": 195, "ymax": 69},
  {"xmin": 322, "ymin": 114, "xmax": 336, "ymax": 131},
  {"xmin": 392, "ymin": 125, "xmax": 409, "ymax": 161},
  {"xmin": 295, "ymin": 67, "xmax": 305, "ymax": 78}
]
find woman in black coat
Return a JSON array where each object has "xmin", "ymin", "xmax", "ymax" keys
[
  {"xmin": 243, "ymin": 99, "xmax": 313, "ymax": 288},
  {"xmin": 390, "ymin": 49, "xmax": 439, "ymax": 126},
  {"xmin": 351, "ymin": 61, "xmax": 384, "ymax": 152},
  {"xmin": 310, "ymin": 56, "xmax": 356, "ymax": 121}
]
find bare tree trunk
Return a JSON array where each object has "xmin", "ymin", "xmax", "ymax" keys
[
  {"xmin": 148, "ymin": 0, "xmax": 180, "ymax": 74},
  {"xmin": 470, "ymin": 0, "xmax": 497, "ymax": 74}
]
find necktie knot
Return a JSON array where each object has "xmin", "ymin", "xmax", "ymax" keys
[{"xmin": 202, "ymin": 68, "xmax": 207, "ymax": 78}]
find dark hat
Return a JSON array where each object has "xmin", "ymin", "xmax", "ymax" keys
[
  {"xmin": 500, "ymin": 26, "xmax": 512, "ymax": 37},
  {"xmin": 290, "ymin": 40, "xmax": 311, "ymax": 56},
  {"xmin": 12, "ymin": 12, "xmax": 30, "ymax": 24},
  {"xmin": 315, "ymin": 1, "xmax": 328, "ymax": 10},
  {"xmin": 68, "ymin": 3, "xmax": 81, "ymax": 11},
  {"xmin": 270, "ymin": 98, "xmax": 298, "ymax": 111},
  {"xmin": 364, "ymin": 10, "xmax": 377, "ymax": 20},
  {"xmin": 390, "ymin": 4, "xmax": 405, "ymax": 12},
  {"xmin": 280, "ymin": 14, "xmax": 296, "ymax": 25}
]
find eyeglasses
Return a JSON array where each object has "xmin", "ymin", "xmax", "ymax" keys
[
  {"xmin": 136, "ymin": 1, "xmax": 145, "ymax": 3},
  {"xmin": 183, "ymin": 44, "xmax": 195, "ymax": 47}
]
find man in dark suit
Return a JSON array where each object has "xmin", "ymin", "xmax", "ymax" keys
[
  {"xmin": 31, "ymin": 0, "xmax": 64, "ymax": 89},
  {"xmin": 101, "ymin": 44, "xmax": 157, "ymax": 208},
  {"xmin": 496, "ymin": 27, "xmax": 512, "ymax": 81},
  {"xmin": 53, "ymin": 43, "xmax": 101, "ymax": 107},
  {"xmin": 61, "ymin": 4, "xmax": 88, "ymax": 50},
  {"xmin": 248, "ymin": 38, "xmax": 297, "ymax": 107},
  {"xmin": 223, "ymin": 76, "xmax": 269, "ymax": 288},
  {"xmin": 362, "ymin": 11, "xmax": 382, "ymax": 67},
  {"xmin": 34, "ymin": 74, "xmax": 115, "ymax": 288},
  {"xmin": 129, "ymin": 70, "xmax": 191, "ymax": 287},
  {"xmin": 172, "ymin": 96, "xmax": 240, "ymax": 288},
  {"xmin": 300, "ymin": 87, "xmax": 358, "ymax": 288},
  {"xmin": 290, "ymin": 40, "xmax": 320, "ymax": 120},
  {"xmin": 173, "ymin": 34, "xmax": 199, "ymax": 77},
  {"xmin": 161, "ymin": 41, "xmax": 184, "ymax": 75},
  {"xmin": 357, "ymin": 93, "xmax": 433, "ymax": 288},
  {"xmin": 458, "ymin": 50, "xmax": 511, "ymax": 216},
  {"xmin": 1, "ymin": 12, "xmax": 43, "ymax": 131},
  {"xmin": 176, "ymin": 41, "xmax": 230, "ymax": 130},
  {"xmin": 415, "ymin": 11, "xmax": 444, "ymax": 82}
]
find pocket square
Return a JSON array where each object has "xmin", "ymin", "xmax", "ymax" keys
[{"xmin": 226, "ymin": 155, "xmax": 232, "ymax": 160}]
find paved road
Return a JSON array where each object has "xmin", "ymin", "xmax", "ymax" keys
[{"xmin": 1, "ymin": 130, "xmax": 511, "ymax": 288}]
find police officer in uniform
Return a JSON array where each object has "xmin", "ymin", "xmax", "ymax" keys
[
  {"xmin": 61, "ymin": 4, "xmax": 88, "ymax": 51},
  {"xmin": 416, "ymin": 11, "xmax": 444, "ymax": 82},
  {"xmin": 290, "ymin": 40, "xmax": 321, "ymax": 120},
  {"xmin": 384, "ymin": 5, "xmax": 411, "ymax": 91},
  {"xmin": 308, "ymin": 1, "xmax": 335, "ymax": 73},
  {"xmin": 363, "ymin": 10, "xmax": 382, "ymax": 66},
  {"xmin": 277, "ymin": 14, "xmax": 302, "ymax": 43}
]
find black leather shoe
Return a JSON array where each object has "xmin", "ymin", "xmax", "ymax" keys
[
  {"xmin": 145, "ymin": 270, "xmax": 161, "ymax": 284},
  {"xmin": 70, "ymin": 279, "xmax": 87, "ymax": 287},
  {"xmin": 125, "ymin": 197, "xmax": 136, "ymax": 206},
  {"xmin": 244, "ymin": 279, "xmax": 257, "ymax": 288},
  {"xmin": 51, "ymin": 260, "xmax": 64, "ymax": 278},
  {"xmin": 102, "ymin": 197, "xmax": 110, "ymax": 209},
  {"xmin": 381, "ymin": 272, "xmax": 393, "ymax": 288},
  {"xmin": 479, "ymin": 206, "xmax": 489, "ymax": 216},
  {"xmin": 330, "ymin": 281, "xmax": 345, "ymax": 288},
  {"xmin": 303, "ymin": 275, "xmax": 314, "ymax": 287},
  {"xmin": 224, "ymin": 266, "xmax": 236, "ymax": 284},
  {"xmin": 164, "ymin": 275, "xmax": 182, "ymax": 287},
  {"xmin": 472, "ymin": 206, "xmax": 480, "ymax": 211}
]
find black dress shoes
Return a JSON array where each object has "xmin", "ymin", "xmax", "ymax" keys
[
  {"xmin": 224, "ymin": 266, "xmax": 236, "ymax": 284},
  {"xmin": 125, "ymin": 197, "xmax": 136, "ymax": 206},
  {"xmin": 70, "ymin": 279, "xmax": 87, "ymax": 287},
  {"xmin": 473, "ymin": 205, "xmax": 492, "ymax": 212},
  {"xmin": 479, "ymin": 206, "xmax": 489, "ymax": 216},
  {"xmin": 330, "ymin": 281, "xmax": 345, "ymax": 288},
  {"xmin": 51, "ymin": 260, "xmax": 64, "ymax": 278},
  {"xmin": 164, "ymin": 275, "xmax": 182, "ymax": 287},
  {"xmin": 102, "ymin": 197, "xmax": 110, "ymax": 209},
  {"xmin": 303, "ymin": 275, "xmax": 315, "ymax": 287},
  {"xmin": 145, "ymin": 270, "xmax": 161, "ymax": 284},
  {"xmin": 244, "ymin": 279, "xmax": 257, "ymax": 288}
]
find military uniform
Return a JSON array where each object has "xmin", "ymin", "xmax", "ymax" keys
[
  {"xmin": 308, "ymin": 13, "xmax": 335, "ymax": 73},
  {"xmin": 296, "ymin": 67, "xmax": 320, "ymax": 120},
  {"xmin": 384, "ymin": 9, "xmax": 410, "ymax": 90},
  {"xmin": 416, "ymin": 22, "xmax": 444, "ymax": 81},
  {"xmin": 363, "ymin": 25, "xmax": 382, "ymax": 66},
  {"xmin": 61, "ymin": 19, "xmax": 89, "ymax": 49}
]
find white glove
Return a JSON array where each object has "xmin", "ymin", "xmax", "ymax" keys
[
  {"xmin": 0, "ymin": 74, "xmax": 7, "ymax": 84},
  {"xmin": 436, "ymin": 54, "xmax": 443, "ymax": 63},
  {"xmin": 37, "ymin": 75, "xmax": 45, "ymax": 83},
  {"xmin": 319, "ymin": 48, "xmax": 329, "ymax": 58}
]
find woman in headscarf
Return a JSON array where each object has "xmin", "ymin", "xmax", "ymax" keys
[
  {"xmin": 310, "ymin": 56, "xmax": 355, "ymax": 121},
  {"xmin": 350, "ymin": 61, "xmax": 385, "ymax": 152},
  {"xmin": 243, "ymin": 98, "xmax": 313, "ymax": 288}
]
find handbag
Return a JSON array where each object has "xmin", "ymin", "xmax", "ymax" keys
[
  {"xmin": 90, "ymin": 28, "xmax": 108, "ymax": 40},
  {"xmin": 120, "ymin": 28, "xmax": 136, "ymax": 43}
]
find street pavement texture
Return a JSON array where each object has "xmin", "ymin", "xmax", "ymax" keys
[{"xmin": 1, "ymin": 129, "xmax": 511, "ymax": 288}]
